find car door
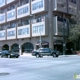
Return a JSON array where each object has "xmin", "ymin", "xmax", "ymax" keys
[
  {"xmin": 44, "ymin": 49, "xmax": 50, "ymax": 56},
  {"xmin": 39, "ymin": 49, "xmax": 45, "ymax": 56}
]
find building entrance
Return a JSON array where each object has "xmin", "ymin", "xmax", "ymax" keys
[{"xmin": 22, "ymin": 42, "xmax": 34, "ymax": 53}]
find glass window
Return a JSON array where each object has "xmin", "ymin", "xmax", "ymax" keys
[
  {"xmin": 18, "ymin": 6, "xmax": 29, "ymax": 15},
  {"xmin": 10, "ymin": 23, "xmax": 16, "ymax": 28},
  {"xmin": 69, "ymin": 0, "xmax": 76, "ymax": 4},
  {"xmin": 32, "ymin": 0, "xmax": 43, "ymax": 11},
  {"xmin": 21, "ymin": 0, "xmax": 29, "ymax": 5},
  {"xmin": 7, "ymin": 31, "xmax": 15, "ymax": 37},
  {"xmin": 18, "ymin": 28, "xmax": 29, "ymax": 35},
  {"xmin": 0, "ymin": 15, "xmax": 5, "ymax": 21},
  {"xmin": 0, "ymin": 0, "xmax": 5, "ymax": 7},
  {"xmin": 0, "ymin": 32, "xmax": 5, "ymax": 38},
  {"xmin": 7, "ymin": 11, "xmax": 15, "ymax": 19},
  {"xmin": 32, "ymin": 24, "xmax": 44, "ymax": 34}
]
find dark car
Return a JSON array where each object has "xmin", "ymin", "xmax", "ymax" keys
[
  {"xmin": 32, "ymin": 48, "xmax": 59, "ymax": 58},
  {"xmin": 0, "ymin": 50, "xmax": 20, "ymax": 58}
]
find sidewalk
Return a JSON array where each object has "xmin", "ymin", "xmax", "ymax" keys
[
  {"xmin": 20, "ymin": 53, "xmax": 34, "ymax": 58},
  {"xmin": 19, "ymin": 53, "xmax": 79, "ymax": 58},
  {"xmin": 59, "ymin": 54, "xmax": 79, "ymax": 57}
]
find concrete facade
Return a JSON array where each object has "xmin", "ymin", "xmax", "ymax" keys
[{"xmin": 0, "ymin": 0, "xmax": 79, "ymax": 55}]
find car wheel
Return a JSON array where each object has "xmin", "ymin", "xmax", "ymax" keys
[
  {"xmin": 40, "ymin": 55, "xmax": 43, "ymax": 58},
  {"xmin": 8, "ymin": 55, "xmax": 10, "ymax": 58},
  {"xmin": 36, "ymin": 54, "xmax": 40, "ymax": 58},
  {"xmin": 56, "ymin": 55, "xmax": 58, "ymax": 57},
  {"xmin": 16, "ymin": 56, "xmax": 19, "ymax": 58},
  {"xmin": 52, "ymin": 53, "xmax": 56, "ymax": 57}
]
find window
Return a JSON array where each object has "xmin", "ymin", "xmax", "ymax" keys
[
  {"xmin": 20, "ymin": 0, "xmax": 29, "ymax": 5},
  {"xmin": 0, "ymin": 32, "xmax": 5, "ymax": 38},
  {"xmin": 0, "ymin": 0, "xmax": 5, "ymax": 7},
  {"xmin": 57, "ymin": 16, "xmax": 66, "ymax": 22},
  {"xmin": 32, "ymin": 16, "xmax": 45, "ymax": 24},
  {"xmin": 18, "ymin": 28, "xmax": 29, "ymax": 35},
  {"xmin": 32, "ymin": 0, "xmax": 43, "ymax": 11},
  {"xmin": 57, "ymin": 1, "xmax": 66, "ymax": 9},
  {"xmin": 69, "ymin": 5, "xmax": 77, "ymax": 13},
  {"xmin": 7, "ymin": 31, "xmax": 15, "ymax": 37},
  {"xmin": 22, "ymin": 20, "xmax": 29, "ymax": 25},
  {"xmin": 10, "ymin": 23, "xmax": 16, "ymax": 28},
  {"xmin": 69, "ymin": 0, "xmax": 76, "ymax": 4},
  {"xmin": 32, "ymin": 24, "xmax": 44, "ymax": 34},
  {"xmin": 0, "ymin": 15, "xmax": 5, "ymax": 21},
  {"xmin": 18, "ymin": 6, "xmax": 29, "ymax": 15},
  {"xmin": 7, "ymin": 11, "xmax": 15, "ymax": 19},
  {"xmin": 1, "ymin": 9, "xmax": 5, "ymax": 13}
]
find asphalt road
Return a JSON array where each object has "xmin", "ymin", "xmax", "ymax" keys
[{"xmin": 0, "ymin": 55, "xmax": 80, "ymax": 80}]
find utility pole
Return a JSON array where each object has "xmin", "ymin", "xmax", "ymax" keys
[{"xmin": 63, "ymin": 14, "xmax": 66, "ymax": 55}]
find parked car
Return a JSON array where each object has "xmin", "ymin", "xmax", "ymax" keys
[
  {"xmin": 0, "ymin": 50, "xmax": 20, "ymax": 58},
  {"xmin": 32, "ymin": 48, "xmax": 59, "ymax": 58}
]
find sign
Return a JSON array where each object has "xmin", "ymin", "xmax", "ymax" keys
[{"xmin": 74, "ymin": 74, "xmax": 80, "ymax": 80}]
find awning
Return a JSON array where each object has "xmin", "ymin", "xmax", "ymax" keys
[
  {"xmin": 54, "ymin": 40, "xmax": 63, "ymax": 45},
  {"xmin": 36, "ymin": 40, "xmax": 49, "ymax": 46}
]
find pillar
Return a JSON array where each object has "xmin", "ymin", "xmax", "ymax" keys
[
  {"xmin": 48, "ymin": 0, "xmax": 54, "ymax": 49},
  {"xmin": 9, "ymin": 45, "xmax": 11, "ymax": 51},
  {"xmin": 19, "ymin": 45, "xmax": 22, "ymax": 55}
]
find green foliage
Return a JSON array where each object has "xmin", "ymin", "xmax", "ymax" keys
[
  {"xmin": 69, "ymin": 12, "xmax": 80, "ymax": 41},
  {"xmin": 69, "ymin": 25, "xmax": 80, "ymax": 41}
]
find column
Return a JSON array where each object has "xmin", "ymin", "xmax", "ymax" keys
[
  {"xmin": 0, "ymin": 45, "xmax": 2, "ymax": 51},
  {"xmin": 19, "ymin": 45, "xmax": 22, "ymax": 55},
  {"xmin": 9, "ymin": 45, "xmax": 11, "ymax": 51},
  {"xmin": 48, "ymin": 0, "xmax": 54, "ymax": 49}
]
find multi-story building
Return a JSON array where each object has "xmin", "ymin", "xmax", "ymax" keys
[{"xmin": 0, "ymin": 0, "xmax": 79, "ymax": 55}]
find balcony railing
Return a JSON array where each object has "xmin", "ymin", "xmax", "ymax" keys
[
  {"xmin": 7, "ymin": 9, "xmax": 16, "ymax": 22},
  {"xmin": 7, "ymin": 28, "xmax": 16, "ymax": 40},
  {"xmin": 7, "ymin": 0, "xmax": 15, "ymax": 4},
  {"xmin": 31, "ymin": 0, "xmax": 47, "ymax": 14},
  {"xmin": 53, "ymin": 0, "xmax": 67, "ymax": 13},
  {"xmin": 0, "ymin": 0, "xmax": 5, "ymax": 7},
  {"xmin": 0, "ymin": 30, "xmax": 6, "ymax": 40},
  {"xmin": 17, "ymin": 3, "xmax": 30, "ymax": 18},
  {"xmin": 17, "ymin": 24, "xmax": 30, "ymax": 38},
  {"xmin": 0, "ymin": 13, "xmax": 6, "ymax": 24}
]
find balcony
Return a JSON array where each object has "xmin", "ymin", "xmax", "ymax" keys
[
  {"xmin": 17, "ymin": 3, "xmax": 30, "ymax": 19},
  {"xmin": 32, "ymin": 16, "xmax": 48, "ymax": 37},
  {"xmin": 17, "ymin": 24, "xmax": 30, "ymax": 39},
  {"xmin": 0, "ymin": 30, "xmax": 6, "ymax": 41},
  {"xmin": 0, "ymin": 13, "xmax": 6, "ymax": 24},
  {"xmin": 53, "ymin": 16, "xmax": 68, "ymax": 36},
  {"xmin": 7, "ymin": 0, "xmax": 15, "ymax": 4},
  {"xmin": 31, "ymin": 0, "xmax": 48, "ymax": 14},
  {"xmin": 7, "ymin": 28, "xmax": 16, "ymax": 40},
  {"xmin": 53, "ymin": 0, "xmax": 67, "ymax": 13},
  {"xmin": 7, "ymin": 9, "xmax": 16, "ymax": 22},
  {"xmin": 0, "ymin": 0, "xmax": 5, "ymax": 7},
  {"xmin": 68, "ymin": 1, "xmax": 77, "ymax": 15}
]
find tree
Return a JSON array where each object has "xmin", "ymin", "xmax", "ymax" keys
[
  {"xmin": 69, "ymin": 25, "xmax": 80, "ymax": 41},
  {"xmin": 69, "ymin": 12, "xmax": 80, "ymax": 50},
  {"xmin": 69, "ymin": 12, "xmax": 80, "ymax": 41}
]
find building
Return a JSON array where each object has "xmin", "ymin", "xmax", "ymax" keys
[{"xmin": 0, "ymin": 0, "xmax": 79, "ymax": 55}]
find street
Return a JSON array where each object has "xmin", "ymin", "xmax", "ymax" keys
[{"xmin": 0, "ymin": 55, "xmax": 80, "ymax": 80}]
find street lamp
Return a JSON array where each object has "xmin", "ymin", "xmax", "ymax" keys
[
  {"xmin": 30, "ymin": 14, "xmax": 36, "ymax": 49},
  {"xmin": 39, "ymin": 19, "xmax": 43, "ymax": 48},
  {"xmin": 30, "ymin": 14, "xmax": 43, "ymax": 48}
]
